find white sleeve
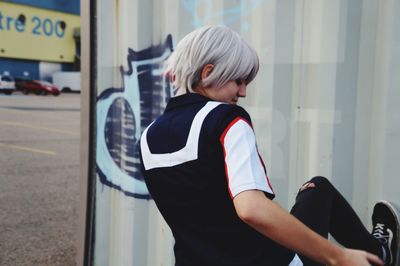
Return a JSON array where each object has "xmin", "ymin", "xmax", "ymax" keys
[{"xmin": 220, "ymin": 117, "xmax": 274, "ymax": 198}]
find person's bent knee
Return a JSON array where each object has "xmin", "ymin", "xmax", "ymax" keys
[
  {"xmin": 297, "ymin": 176, "xmax": 335, "ymax": 197},
  {"xmin": 309, "ymin": 176, "xmax": 330, "ymax": 185},
  {"xmin": 298, "ymin": 176, "xmax": 332, "ymax": 192},
  {"xmin": 308, "ymin": 176, "xmax": 335, "ymax": 192}
]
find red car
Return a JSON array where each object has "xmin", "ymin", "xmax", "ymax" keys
[{"xmin": 15, "ymin": 78, "xmax": 61, "ymax": 96}]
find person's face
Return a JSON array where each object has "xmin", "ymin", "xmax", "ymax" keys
[
  {"xmin": 195, "ymin": 64, "xmax": 248, "ymax": 104},
  {"xmin": 204, "ymin": 79, "xmax": 247, "ymax": 105}
]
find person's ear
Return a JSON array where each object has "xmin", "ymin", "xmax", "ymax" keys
[
  {"xmin": 201, "ymin": 64, "xmax": 214, "ymax": 80},
  {"xmin": 165, "ymin": 71, "xmax": 175, "ymax": 83}
]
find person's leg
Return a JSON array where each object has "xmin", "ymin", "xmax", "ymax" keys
[{"xmin": 290, "ymin": 176, "xmax": 383, "ymax": 266}]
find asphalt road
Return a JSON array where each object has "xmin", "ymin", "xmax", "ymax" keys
[{"xmin": 0, "ymin": 92, "xmax": 80, "ymax": 266}]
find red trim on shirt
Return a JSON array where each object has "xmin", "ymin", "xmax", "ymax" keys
[
  {"xmin": 219, "ymin": 117, "xmax": 248, "ymax": 199},
  {"xmin": 220, "ymin": 116, "xmax": 275, "ymax": 199},
  {"xmin": 257, "ymin": 152, "xmax": 275, "ymax": 194}
]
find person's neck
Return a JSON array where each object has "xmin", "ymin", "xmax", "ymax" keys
[{"xmin": 193, "ymin": 86, "xmax": 209, "ymax": 98}]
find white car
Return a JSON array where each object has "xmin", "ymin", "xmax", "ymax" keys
[
  {"xmin": 0, "ymin": 74, "xmax": 16, "ymax": 95},
  {"xmin": 52, "ymin": 72, "xmax": 81, "ymax": 92}
]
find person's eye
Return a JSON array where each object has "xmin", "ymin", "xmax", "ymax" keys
[{"xmin": 235, "ymin": 79, "xmax": 244, "ymax": 85}]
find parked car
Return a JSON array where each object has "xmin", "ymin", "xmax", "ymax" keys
[
  {"xmin": 15, "ymin": 78, "xmax": 60, "ymax": 96},
  {"xmin": 0, "ymin": 74, "xmax": 16, "ymax": 95}
]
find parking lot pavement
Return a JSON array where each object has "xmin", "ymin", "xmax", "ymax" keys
[{"xmin": 0, "ymin": 92, "xmax": 80, "ymax": 266}]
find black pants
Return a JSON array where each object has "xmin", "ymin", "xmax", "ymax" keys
[{"xmin": 289, "ymin": 176, "xmax": 383, "ymax": 265}]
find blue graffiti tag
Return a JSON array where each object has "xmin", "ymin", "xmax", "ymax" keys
[
  {"xmin": 96, "ymin": 35, "xmax": 174, "ymax": 199},
  {"xmin": 180, "ymin": 0, "xmax": 265, "ymax": 31}
]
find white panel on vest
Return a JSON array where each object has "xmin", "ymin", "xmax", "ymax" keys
[{"xmin": 141, "ymin": 101, "xmax": 222, "ymax": 170}]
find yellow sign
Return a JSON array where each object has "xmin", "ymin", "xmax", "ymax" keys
[{"xmin": 0, "ymin": 2, "xmax": 80, "ymax": 62}]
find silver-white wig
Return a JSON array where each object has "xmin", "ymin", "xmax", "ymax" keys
[{"xmin": 166, "ymin": 25, "xmax": 259, "ymax": 95}]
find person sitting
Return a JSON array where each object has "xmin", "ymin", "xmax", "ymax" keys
[{"xmin": 140, "ymin": 25, "xmax": 400, "ymax": 266}]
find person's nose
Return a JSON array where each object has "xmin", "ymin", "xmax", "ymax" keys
[{"xmin": 238, "ymin": 85, "xmax": 247, "ymax": 97}]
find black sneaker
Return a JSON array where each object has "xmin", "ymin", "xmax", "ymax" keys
[{"xmin": 372, "ymin": 201, "xmax": 400, "ymax": 266}]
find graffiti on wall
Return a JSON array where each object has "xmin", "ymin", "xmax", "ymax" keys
[
  {"xmin": 96, "ymin": 35, "xmax": 174, "ymax": 199},
  {"xmin": 180, "ymin": 0, "xmax": 265, "ymax": 31}
]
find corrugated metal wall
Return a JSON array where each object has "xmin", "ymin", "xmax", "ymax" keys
[{"xmin": 90, "ymin": 0, "xmax": 400, "ymax": 265}]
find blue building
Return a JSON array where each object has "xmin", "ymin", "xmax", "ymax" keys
[{"xmin": 0, "ymin": 0, "xmax": 80, "ymax": 81}]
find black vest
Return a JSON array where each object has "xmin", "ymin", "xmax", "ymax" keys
[{"xmin": 140, "ymin": 93, "xmax": 293, "ymax": 266}]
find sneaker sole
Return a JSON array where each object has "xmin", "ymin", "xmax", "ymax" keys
[{"xmin": 379, "ymin": 200, "xmax": 400, "ymax": 266}]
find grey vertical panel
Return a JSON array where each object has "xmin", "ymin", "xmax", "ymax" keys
[
  {"xmin": 271, "ymin": 0, "xmax": 296, "ymax": 208},
  {"xmin": 352, "ymin": 0, "xmax": 379, "ymax": 221},
  {"xmin": 382, "ymin": 0, "xmax": 400, "ymax": 206},
  {"xmin": 332, "ymin": 0, "xmax": 363, "ymax": 201},
  {"xmin": 175, "ymin": 0, "xmax": 195, "ymax": 40},
  {"xmin": 136, "ymin": 0, "xmax": 153, "ymax": 49}
]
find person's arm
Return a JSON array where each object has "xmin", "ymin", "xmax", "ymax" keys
[{"xmin": 233, "ymin": 190, "xmax": 383, "ymax": 266}]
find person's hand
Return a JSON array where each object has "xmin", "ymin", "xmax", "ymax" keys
[{"xmin": 331, "ymin": 248, "xmax": 384, "ymax": 266}]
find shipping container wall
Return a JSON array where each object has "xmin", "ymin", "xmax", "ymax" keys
[{"xmin": 91, "ymin": 0, "xmax": 400, "ymax": 265}]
